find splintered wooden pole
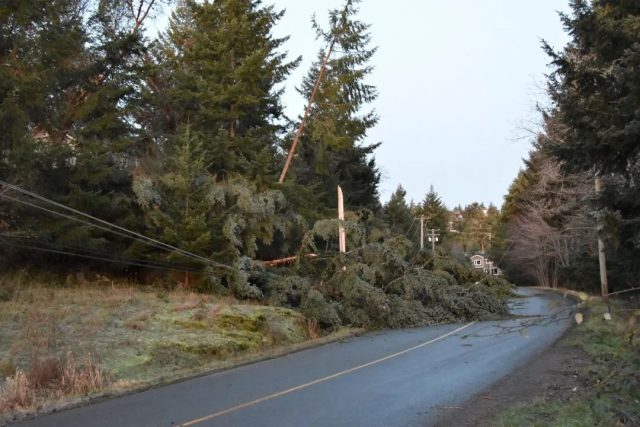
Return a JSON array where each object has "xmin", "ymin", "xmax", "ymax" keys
[
  {"xmin": 420, "ymin": 215, "xmax": 425, "ymax": 250},
  {"xmin": 595, "ymin": 175, "xmax": 609, "ymax": 297},
  {"xmin": 338, "ymin": 186, "xmax": 346, "ymax": 253},
  {"xmin": 279, "ymin": 39, "xmax": 336, "ymax": 184}
]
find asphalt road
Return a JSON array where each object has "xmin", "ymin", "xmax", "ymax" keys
[{"xmin": 15, "ymin": 288, "xmax": 574, "ymax": 427}]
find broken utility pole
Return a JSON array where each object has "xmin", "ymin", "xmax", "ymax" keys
[
  {"xmin": 338, "ymin": 186, "xmax": 346, "ymax": 253},
  {"xmin": 595, "ymin": 174, "xmax": 609, "ymax": 297},
  {"xmin": 278, "ymin": 38, "xmax": 336, "ymax": 184},
  {"xmin": 420, "ymin": 215, "xmax": 425, "ymax": 250}
]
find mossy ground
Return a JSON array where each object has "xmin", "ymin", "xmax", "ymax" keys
[{"xmin": 0, "ymin": 272, "xmax": 325, "ymax": 421}]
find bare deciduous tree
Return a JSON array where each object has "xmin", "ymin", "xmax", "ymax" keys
[{"xmin": 504, "ymin": 152, "xmax": 595, "ymax": 288}]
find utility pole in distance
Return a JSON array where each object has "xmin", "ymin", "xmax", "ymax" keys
[
  {"xmin": 418, "ymin": 215, "xmax": 432, "ymax": 251},
  {"xmin": 427, "ymin": 229, "xmax": 440, "ymax": 256}
]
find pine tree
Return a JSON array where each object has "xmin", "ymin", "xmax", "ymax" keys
[
  {"xmin": 419, "ymin": 186, "xmax": 449, "ymax": 232},
  {"xmin": 543, "ymin": 0, "xmax": 640, "ymax": 288},
  {"xmin": 459, "ymin": 203, "xmax": 491, "ymax": 254},
  {"xmin": 136, "ymin": 125, "xmax": 213, "ymax": 266},
  {"xmin": 0, "ymin": 0, "xmax": 161, "ymax": 266},
  {"xmin": 383, "ymin": 185, "xmax": 413, "ymax": 235},
  {"xmin": 0, "ymin": 0, "xmax": 93, "ymax": 254},
  {"xmin": 158, "ymin": 0, "xmax": 299, "ymax": 180},
  {"xmin": 291, "ymin": 0, "xmax": 381, "ymax": 214},
  {"xmin": 134, "ymin": 125, "xmax": 304, "ymax": 268}
]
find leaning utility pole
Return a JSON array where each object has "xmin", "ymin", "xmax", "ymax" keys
[
  {"xmin": 278, "ymin": 38, "xmax": 336, "ymax": 184},
  {"xmin": 595, "ymin": 174, "xmax": 609, "ymax": 297},
  {"xmin": 420, "ymin": 215, "xmax": 425, "ymax": 250}
]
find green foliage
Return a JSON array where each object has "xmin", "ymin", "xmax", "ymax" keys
[
  {"xmin": 260, "ymin": 222, "xmax": 512, "ymax": 330},
  {"xmin": 0, "ymin": 0, "xmax": 157, "ymax": 269},
  {"xmin": 300, "ymin": 289, "xmax": 341, "ymax": 330},
  {"xmin": 134, "ymin": 126, "xmax": 304, "ymax": 271},
  {"xmin": 383, "ymin": 185, "xmax": 414, "ymax": 235},
  {"xmin": 134, "ymin": 126, "xmax": 213, "ymax": 265},
  {"xmin": 157, "ymin": 0, "xmax": 298, "ymax": 180},
  {"xmin": 433, "ymin": 256, "xmax": 484, "ymax": 284},
  {"xmin": 0, "ymin": 0, "xmax": 514, "ymax": 340},
  {"xmin": 268, "ymin": 276, "xmax": 311, "ymax": 308},
  {"xmin": 290, "ymin": 0, "xmax": 381, "ymax": 214},
  {"xmin": 541, "ymin": 0, "xmax": 640, "ymax": 290},
  {"xmin": 417, "ymin": 185, "xmax": 449, "ymax": 232},
  {"xmin": 475, "ymin": 276, "xmax": 516, "ymax": 301},
  {"xmin": 459, "ymin": 203, "xmax": 493, "ymax": 253},
  {"xmin": 333, "ymin": 273, "xmax": 390, "ymax": 328}
]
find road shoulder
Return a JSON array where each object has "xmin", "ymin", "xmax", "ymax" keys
[{"xmin": 431, "ymin": 324, "xmax": 589, "ymax": 427}]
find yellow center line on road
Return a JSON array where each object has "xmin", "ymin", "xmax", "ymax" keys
[{"xmin": 179, "ymin": 321, "xmax": 477, "ymax": 426}]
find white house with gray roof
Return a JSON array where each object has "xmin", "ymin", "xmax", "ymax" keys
[{"xmin": 470, "ymin": 254, "xmax": 501, "ymax": 276}]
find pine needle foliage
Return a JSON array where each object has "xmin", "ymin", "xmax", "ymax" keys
[
  {"xmin": 239, "ymin": 220, "xmax": 514, "ymax": 331},
  {"xmin": 290, "ymin": 0, "xmax": 381, "ymax": 215}
]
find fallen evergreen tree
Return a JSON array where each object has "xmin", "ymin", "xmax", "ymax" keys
[{"xmin": 206, "ymin": 219, "xmax": 514, "ymax": 332}]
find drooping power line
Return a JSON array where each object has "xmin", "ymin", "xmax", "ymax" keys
[
  {"xmin": 0, "ymin": 180, "xmax": 232, "ymax": 271},
  {"xmin": 0, "ymin": 239, "xmax": 199, "ymax": 273},
  {"xmin": 0, "ymin": 234, "xmax": 201, "ymax": 272}
]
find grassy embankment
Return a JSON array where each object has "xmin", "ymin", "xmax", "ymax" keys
[
  {"xmin": 0, "ymin": 271, "xmax": 352, "ymax": 422},
  {"xmin": 497, "ymin": 295, "xmax": 640, "ymax": 426}
]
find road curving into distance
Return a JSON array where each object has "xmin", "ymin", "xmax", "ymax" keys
[{"xmin": 14, "ymin": 287, "xmax": 574, "ymax": 427}]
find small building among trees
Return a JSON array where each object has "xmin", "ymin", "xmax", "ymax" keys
[{"xmin": 470, "ymin": 254, "xmax": 501, "ymax": 276}]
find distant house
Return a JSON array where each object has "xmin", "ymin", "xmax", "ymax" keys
[{"xmin": 470, "ymin": 254, "xmax": 501, "ymax": 276}]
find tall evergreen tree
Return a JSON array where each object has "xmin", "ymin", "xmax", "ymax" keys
[
  {"xmin": 419, "ymin": 186, "xmax": 448, "ymax": 232},
  {"xmin": 290, "ymin": 0, "xmax": 381, "ymax": 215},
  {"xmin": 459, "ymin": 203, "xmax": 491, "ymax": 254},
  {"xmin": 157, "ymin": 0, "xmax": 299, "ymax": 180},
  {"xmin": 135, "ymin": 125, "xmax": 213, "ymax": 265},
  {"xmin": 134, "ymin": 125, "xmax": 304, "ymax": 268},
  {"xmin": 0, "ymin": 0, "xmax": 163, "ymax": 265},
  {"xmin": 383, "ymin": 185, "xmax": 413, "ymax": 235},
  {"xmin": 544, "ymin": 0, "xmax": 640, "ymax": 288}
]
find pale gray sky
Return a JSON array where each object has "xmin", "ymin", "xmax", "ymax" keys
[
  {"xmin": 273, "ymin": 1, "xmax": 571, "ymax": 209},
  {"xmin": 155, "ymin": 1, "xmax": 572, "ymax": 209}
]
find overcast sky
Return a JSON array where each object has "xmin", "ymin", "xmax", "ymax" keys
[
  {"xmin": 155, "ymin": 1, "xmax": 572, "ymax": 209},
  {"xmin": 273, "ymin": 0, "xmax": 572, "ymax": 209}
]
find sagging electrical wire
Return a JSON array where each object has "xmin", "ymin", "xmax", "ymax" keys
[
  {"xmin": 0, "ymin": 238, "xmax": 201, "ymax": 273},
  {"xmin": 0, "ymin": 180, "xmax": 232, "ymax": 271},
  {"xmin": 0, "ymin": 234, "xmax": 201, "ymax": 272}
]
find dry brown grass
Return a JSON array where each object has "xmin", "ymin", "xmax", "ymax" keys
[
  {"xmin": 60, "ymin": 352, "xmax": 106, "ymax": 395},
  {"xmin": 28, "ymin": 357, "xmax": 61, "ymax": 389},
  {"xmin": 0, "ymin": 272, "xmax": 321, "ymax": 421},
  {"xmin": 0, "ymin": 370, "xmax": 31, "ymax": 413},
  {"xmin": 305, "ymin": 319, "xmax": 320, "ymax": 340},
  {"xmin": 124, "ymin": 310, "xmax": 153, "ymax": 330},
  {"xmin": 0, "ymin": 352, "xmax": 108, "ymax": 417},
  {"xmin": 173, "ymin": 293, "xmax": 206, "ymax": 312}
]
